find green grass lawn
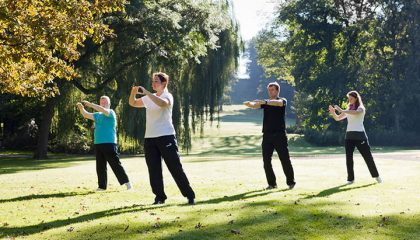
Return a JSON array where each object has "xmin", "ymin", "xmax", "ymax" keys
[{"xmin": 1, "ymin": 105, "xmax": 419, "ymax": 239}]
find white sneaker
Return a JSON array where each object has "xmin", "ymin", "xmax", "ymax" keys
[
  {"xmin": 346, "ymin": 180, "xmax": 354, "ymax": 185},
  {"xmin": 125, "ymin": 182, "xmax": 133, "ymax": 190},
  {"xmin": 375, "ymin": 177, "xmax": 382, "ymax": 183},
  {"xmin": 96, "ymin": 188, "xmax": 106, "ymax": 192}
]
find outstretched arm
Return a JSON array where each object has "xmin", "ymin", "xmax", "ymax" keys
[
  {"xmin": 77, "ymin": 103, "xmax": 94, "ymax": 120},
  {"xmin": 265, "ymin": 99, "xmax": 285, "ymax": 107},
  {"xmin": 243, "ymin": 100, "xmax": 263, "ymax": 109},
  {"xmin": 82, "ymin": 101, "xmax": 110, "ymax": 117}
]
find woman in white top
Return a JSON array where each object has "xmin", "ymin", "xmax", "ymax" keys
[
  {"xmin": 129, "ymin": 72, "xmax": 195, "ymax": 205},
  {"xmin": 329, "ymin": 91, "xmax": 381, "ymax": 184}
]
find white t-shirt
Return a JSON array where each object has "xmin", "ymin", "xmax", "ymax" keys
[
  {"xmin": 141, "ymin": 90, "xmax": 176, "ymax": 138},
  {"xmin": 346, "ymin": 106, "xmax": 366, "ymax": 132}
]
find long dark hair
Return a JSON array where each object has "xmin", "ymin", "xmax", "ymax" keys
[{"xmin": 346, "ymin": 91, "xmax": 364, "ymax": 109}]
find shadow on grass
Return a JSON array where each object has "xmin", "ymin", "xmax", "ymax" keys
[
  {"xmin": 2, "ymin": 190, "xmax": 419, "ymax": 239},
  {"xmin": 0, "ymin": 153, "xmax": 95, "ymax": 175},
  {"xmin": 0, "ymin": 203, "xmax": 166, "ymax": 238},
  {"xmin": 15, "ymin": 200, "xmax": 419, "ymax": 240},
  {"xmin": 0, "ymin": 191, "xmax": 96, "ymax": 204},
  {"xmin": 0, "ymin": 188, "xmax": 282, "ymax": 238},
  {"xmin": 160, "ymin": 201, "xmax": 420, "ymax": 240},
  {"xmin": 302, "ymin": 183, "xmax": 377, "ymax": 200},
  {"xmin": 196, "ymin": 188, "xmax": 290, "ymax": 205}
]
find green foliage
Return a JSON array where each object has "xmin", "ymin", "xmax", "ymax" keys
[
  {"xmin": 0, "ymin": 0, "xmax": 125, "ymax": 97},
  {"xmin": 256, "ymin": 0, "xmax": 420, "ymax": 145},
  {"xmin": 0, "ymin": 0, "xmax": 240, "ymax": 153}
]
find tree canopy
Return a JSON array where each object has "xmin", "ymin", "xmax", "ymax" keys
[
  {"xmin": 0, "ymin": 0, "xmax": 126, "ymax": 97},
  {"xmin": 256, "ymin": 0, "xmax": 420, "ymax": 146},
  {"xmin": 0, "ymin": 0, "xmax": 241, "ymax": 158}
]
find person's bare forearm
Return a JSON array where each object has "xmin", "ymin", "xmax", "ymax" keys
[
  {"xmin": 84, "ymin": 101, "xmax": 110, "ymax": 116},
  {"xmin": 341, "ymin": 109, "xmax": 362, "ymax": 115},
  {"xmin": 333, "ymin": 112, "xmax": 346, "ymax": 121},
  {"xmin": 129, "ymin": 87, "xmax": 139, "ymax": 106},
  {"xmin": 265, "ymin": 99, "xmax": 284, "ymax": 107},
  {"xmin": 243, "ymin": 100, "xmax": 261, "ymax": 109},
  {"xmin": 147, "ymin": 93, "xmax": 169, "ymax": 107},
  {"xmin": 77, "ymin": 103, "xmax": 94, "ymax": 120},
  {"xmin": 334, "ymin": 105, "xmax": 362, "ymax": 115},
  {"xmin": 80, "ymin": 108, "xmax": 91, "ymax": 119},
  {"xmin": 331, "ymin": 112, "xmax": 340, "ymax": 121}
]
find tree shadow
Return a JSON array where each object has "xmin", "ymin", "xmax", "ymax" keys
[
  {"xmin": 0, "ymin": 154, "xmax": 95, "ymax": 175},
  {"xmin": 0, "ymin": 203, "xmax": 167, "ymax": 238},
  {"xmin": 0, "ymin": 191, "xmax": 97, "ymax": 204},
  {"xmin": 0, "ymin": 188, "xmax": 284, "ymax": 237},
  {"xmin": 301, "ymin": 183, "xmax": 377, "ymax": 200},
  {"xmin": 162, "ymin": 201, "xmax": 420, "ymax": 240},
  {"xmin": 31, "ymin": 200, "xmax": 420, "ymax": 240},
  {"xmin": 194, "ymin": 188, "xmax": 290, "ymax": 205}
]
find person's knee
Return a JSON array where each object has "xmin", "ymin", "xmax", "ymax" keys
[
  {"xmin": 263, "ymin": 160, "xmax": 272, "ymax": 168},
  {"xmin": 166, "ymin": 160, "xmax": 183, "ymax": 171}
]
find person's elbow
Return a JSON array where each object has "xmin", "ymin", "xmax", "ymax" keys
[
  {"xmin": 156, "ymin": 99, "xmax": 170, "ymax": 108},
  {"xmin": 157, "ymin": 102, "xmax": 170, "ymax": 108},
  {"xmin": 336, "ymin": 116, "xmax": 345, "ymax": 121},
  {"xmin": 128, "ymin": 99, "xmax": 135, "ymax": 107}
]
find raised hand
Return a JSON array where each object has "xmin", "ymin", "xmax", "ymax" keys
[
  {"xmin": 82, "ymin": 100, "xmax": 92, "ymax": 107},
  {"xmin": 328, "ymin": 105, "xmax": 335, "ymax": 113},
  {"xmin": 131, "ymin": 86, "xmax": 140, "ymax": 94},
  {"xmin": 76, "ymin": 102, "xmax": 84, "ymax": 110},
  {"xmin": 138, "ymin": 86, "xmax": 150, "ymax": 95},
  {"xmin": 334, "ymin": 105, "xmax": 343, "ymax": 112}
]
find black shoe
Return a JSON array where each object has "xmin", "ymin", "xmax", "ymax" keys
[
  {"xmin": 288, "ymin": 183, "xmax": 296, "ymax": 190},
  {"xmin": 265, "ymin": 185, "xmax": 277, "ymax": 190},
  {"xmin": 152, "ymin": 200, "xmax": 165, "ymax": 205},
  {"xmin": 188, "ymin": 198, "xmax": 195, "ymax": 205}
]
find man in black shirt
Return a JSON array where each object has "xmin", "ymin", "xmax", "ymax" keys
[{"xmin": 244, "ymin": 82, "xmax": 296, "ymax": 190}]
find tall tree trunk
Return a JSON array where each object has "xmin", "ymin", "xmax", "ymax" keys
[{"xmin": 33, "ymin": 97, "xmax": 56, "ymax": 159}]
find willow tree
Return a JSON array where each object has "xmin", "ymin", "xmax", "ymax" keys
[
  {"xmin": 45, "ymin": 0, "xmax": 240, "ymax": 155},
  {"xmin": 0, "ymin": 0, "xmax": 127, "ymax": 159}
]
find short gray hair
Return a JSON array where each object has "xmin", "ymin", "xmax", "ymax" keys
[{"xmin": 100, "ymin": 96, "xmax": 111, "ymax": 107}]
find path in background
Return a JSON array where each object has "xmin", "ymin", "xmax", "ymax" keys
[
  {"xmin": 1, "ymin": 104, "xmax": 419, "ymax": 239},
  {"xmin": 186, "ymin": 105, "xmax": 417, "ymax": 158}
]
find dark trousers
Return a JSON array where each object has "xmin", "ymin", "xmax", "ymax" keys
[
  {"xmin": 262, "ymin": 132, "xmax": 295, "ymax": 186},
  {"xmin": 144, "ymin": 135, "xmax": 195, "ymax": 201},
  {"xmin": 345, "ymin": 139, "xmax": 380, "ymax": 181},
  {"xmin": 95, "ymin": 143, "xmax": 130, "ymax": 189}
]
